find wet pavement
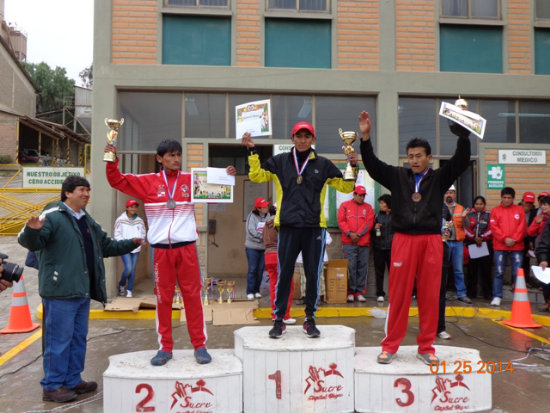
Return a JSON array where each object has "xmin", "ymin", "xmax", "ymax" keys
[{"xmin": 0, "ymin": 237, "xmax": 549, "ymax": 412}]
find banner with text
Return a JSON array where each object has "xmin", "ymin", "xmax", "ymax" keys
[{"xmin": 23, "ymin": 167, "xmax": 86, "ymax": 188}]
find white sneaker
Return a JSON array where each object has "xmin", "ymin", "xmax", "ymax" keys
[
  {"xmin": 356, "ymin": 295, "xmax": 367, "ymax": 302},
  {"xmin": 437, "ymin": 331, "xmax": 451, "ymax": 340},
  {"xmin": 283, "ymin": 318, "xmax": 296, "ymax": 325},
  {"xmin": 247, "ymin": 293, "xmax": 254, "ymax": 300},
  {"xmin": 254, "ymin": 292, "xmax": 262, "ymax": 299},
  {"xmin": 377, "ymin": 296, "xmax": 385, "ymax": 302},
  {"xmin": 347, "ymin": 295, "xmax": 354, "ymax": 302},
  {"xmin": 490, "ymin": 297, "xmax": 501, "ymax": 306},
  {"xmin": 126, "ymin": 290, "xmax": 133, "ymax": 298}
]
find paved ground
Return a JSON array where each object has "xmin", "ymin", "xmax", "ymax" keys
[{"xmin": 0, "ymin": 236, "xmax": 549, "ymax": 412}]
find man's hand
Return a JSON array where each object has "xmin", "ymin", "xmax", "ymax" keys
[
  {"xmin": 349, "ymin": 232, "xmax": 360, "ymax": 243},
  {"xmin": 358, "ymin": 111, "xmax": 371, "ymax": 141},
  {"xmin": 105, "ymin": 143, "xmax": 117, "ymax": 156},
  {"xmin": 241, "ymin": 132, "xmax": 255, "ymax": 149},
  {"xmin": 348, "ymin": 151, "xmax": 359, "ymax": 165},
  {"xmin": 462, "ymin": 208, "xmax": 470, "ymax": 217},
  {"xmin": 0, "ymin": 279, "xmax": 12, "ymax": 292},
  {"xmin": 536, "ymin": 214, "xmax": 543, "ymax": 224},
  {"xmin": 504, "ymin": 237, "xmax": 516, "ymax": 247},
  {"xmin": 26, "ymin": 216, "xmax": 45, "ymax": 230},
  {"xmin": 133, "ymin": 238, "xmax": 145, "ymax": 246},
  {"xmin": 226, "ymin": 166, "xmax": 237, "ymax": 176},
  {"xmin": 474, "ymin": 236, "xmax": 483, "ymax": 247},
  {"xmin": 540, "ymin": 261, "xmax": 548, "ymax": 270}
]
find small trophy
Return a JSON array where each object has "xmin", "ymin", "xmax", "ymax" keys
[
  {"xmin": 455, "ymin": 96, "xmax": 468, "ymax": 110},
  {"xmin": 442, "ymin": 221, "xmax": 453, "ymax": 242},
  {"xmin": 104, "ymin": 118, "xmax": 124, "ymax": 162},
  {"xmin": 203, "ymin": 277, "xmax": 212, "ymax": 306},
  {"xmin": 226, "ymin": 281, "xmax": 235, "ymax": 304},
  {"xmin": 217, "ymin": 281, "xmax": 226, "ymax": 304},
  {"xmin": 339, "ymin": 128, "xmax": 358, "ymax": 181}
]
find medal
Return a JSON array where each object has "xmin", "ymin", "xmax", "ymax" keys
[
  {"xmin": 297, "ymin": 176, "xmax": 303, "ymax": 184},
  {"xmin": 292, "ymin": 147, "xmax": 310, "ymax": 187},
  {"xmin": 167, "ymin": 199, "xmax": 176, "ymax": 209},
  {"xmin": 411, "ymin": 192, "xmax": 422, "ymax": 202},
  {"xmin": 412, "ymin": 169, "xmax": 429, "ymax": 203},
  {"xmin": 161, "ymin": 169, "xmax": 180, "ymax": 210}
]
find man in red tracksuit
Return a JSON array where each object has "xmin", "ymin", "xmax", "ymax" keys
[
  {"xmin": 105, "ymin": 139, "xmax": 236, "ymax": 366},
  {"xmin": 337, "ymin": 185, "xmax": 375, "ymax": 302},
  {"xmin": 358, "ymin": 110, "xmax": 471, "ymax": 365}
]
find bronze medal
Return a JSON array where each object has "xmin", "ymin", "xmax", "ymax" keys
[
  {"xmin": 297, "ymin": 176, "xmax": 303, "ymax": 184},
  {"xmin": 411, "ymin": 192, "xmax": 422, "ymax": 202}
]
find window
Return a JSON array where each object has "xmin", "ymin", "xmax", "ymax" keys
[
  {"xmin": 478, "ymin": 100, "xmax": 516, "ymax": 143},
  {"xmin": 162, "ymin": 15, "xmax": 231, "ymax": 65},
  {"xmin": 265, "ymin": 19, "xmax": 331, "ymax": 68},
  {"xmin": 166, "ymin": 0, "xmax": 229, "ymax": 6},
  {"xmin": 536, "ymin": 0, "xmax": 550, "ymax": 19},
  {"xmin": 441, "ymin": 0, "xmax": 499, "ymax": 19},
  {"xmin": 267, "ymin": 0, "xmax": 328, "ymax": 12},
  {"xmin": 185, "ymin": 93, "xmax": 227, "ymax": 138},
  {"xmin": 519, "ymin": 101, "xmax": 550, "ymax": 144},
  {"xmin": 535, "ymin": 29, "xmax": 550, "ymax": 75},
  {"xmin": 398, "ymin": 98, "xmax": 437, "ymax": 156}
]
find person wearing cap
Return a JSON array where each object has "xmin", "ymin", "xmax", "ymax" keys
[
  {"xmin": 442, "ymin": 185, "xmax": 472, "ymax": 304},
  {"xmin": 489, "ymin": 187, "xmax": 526, "ymax": 307},
  {"xmin": 358, "ymin": 110, "xmax": 471, "ymax": 366},
  {"xmin": 521, "ymin": 191, "xmax": 537, "ymax": 286},
  {"xmin": 337, "ymin": 185, "xmax": 374, "ymax": 302},
  {"xmin": 245, "ymin": 197, "xmax": 271, "ymax": 300},
  {"xmin": 114, "ymin": 199, "xmax": 147, "ymax": 298},
  {"xmin": 241, "ymin": 121, "xmax": 358, "ymax": 339}
]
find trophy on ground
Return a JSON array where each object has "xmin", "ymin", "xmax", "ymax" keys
[
  {"xmin": 217, "ymin": 281, "xmax": 226, "ymax": 304},
  {"xmin": 339, "ymin": 128, "xmax": 358, "ymax": 181},
  {"xmin": 104, "ymin": 118, "xmax": 124, "ymax": 162},
  {"xmin": 226, "ymin": 281, "xmax": 235, "ymax": 303},
  {"xmin": 203, "ymin": 277, "xmax": 212, "ymax": 306}
]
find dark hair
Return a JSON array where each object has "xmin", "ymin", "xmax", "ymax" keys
[
  {"xmin": 540, "ymin": 196, "xmax": 550, "ymax": 206},
  {"xmin": 473, "ymin": 195, "xmax": 486, "ymax": 205},
  {"xmin": 378, "ymin": 194, "xmax": 392, "ymax": 209},
  {"xmin": 61, "ymin": 176, "xmax": 90, "ymax": 201},
  {"xmin": 406, "ymin": 138, "xmax": 431, "ymax": 156},
  {"xmin": 501, "ymin": 187, "xmax": 515, "ymax": 198},
  {"xmin": 156, "ymin": 139, "xmax": 182, "ymax": 157}
]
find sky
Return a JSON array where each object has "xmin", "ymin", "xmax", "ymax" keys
[{"xmin": 4, "ymin": 0, "xmax": 94, "ymax": 85}]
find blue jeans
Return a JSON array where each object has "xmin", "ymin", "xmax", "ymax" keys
[
  {"xmin": 493, "ymin": 250, "xmax": 523, "ymax": 298},
  {"xmin": 446, "ymin": 240, "xmax": 467, "ymax": 297},
  {"xmin": 119, "ymin": 252, "xmax": 140, "ymax": 291},
  {"xmin": 245, "ymin": 247, "xmax": 265, "ymax": 294},
  {"xmin": 41, "ymin": 297, "xmax": 90, "ymax": 391}
]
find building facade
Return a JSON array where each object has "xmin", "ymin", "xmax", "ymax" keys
[{"xmin": 92, "ymin": 0, "xmax": 550, "ymax": 295}]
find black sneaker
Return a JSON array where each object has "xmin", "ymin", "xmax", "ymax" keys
[
  {"xmin": 303, "ymin": 318, "xmax": 320, "ymax": 338},
  {"xmin": 269, "ymin": 319, "xmax": 286, "ymax": 338}
]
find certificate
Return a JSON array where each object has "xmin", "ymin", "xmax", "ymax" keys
[
  {"xmin": 191, "ymin": 168, "xmax": 233, "ymax": 203},
  {"xmin": 439, "ymin": 101, "xmax": 487, "ymax": 140},
  {"xmin": 532, "ymin": 265, "xmax": 550, "ymax": 284},
  {"xmin": 468, "ymin": 242, "xmax": 490, "ymax": 259},
  {"xmin": 235, "ymin": 99, "xmax": 272, "ymax": 139},
  {"xmin": 206, "ymin": 167, "xmax": 235, "ymax": 186}
]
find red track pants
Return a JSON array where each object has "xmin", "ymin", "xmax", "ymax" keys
[
  {"xmin": 153, "ymin": 244, "xmax": 207, "ymax": 352},
  {"xmin": 381, "ymin": 233, "xmax": 442, "ymax": 355},
  {"xmin": 265, "ymin": 252, "xmax": 294, "ymax": 321}
]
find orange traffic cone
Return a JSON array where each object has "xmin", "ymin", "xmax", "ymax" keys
[
  {"xmin": 0, "ymin": 276, "xmax": 40, "ymax": 334},
  {"xmin": 502, "ymin": 268, "xmax": 541, "ymax": 329}
]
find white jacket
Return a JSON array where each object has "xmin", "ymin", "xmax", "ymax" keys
[{"xmin": 114, "ymin": 212, "xmax": 146, "ymax": 253}]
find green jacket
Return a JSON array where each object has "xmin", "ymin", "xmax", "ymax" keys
[{"xmin": 18, "ymin": 201, "xmax": 136, "ymax": 304}]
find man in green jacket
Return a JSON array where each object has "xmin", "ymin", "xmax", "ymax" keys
[{"xmin": 18, "ymin": 176, "xmax": 142, "ymax": 403}]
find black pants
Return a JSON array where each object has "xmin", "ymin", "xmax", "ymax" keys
[
  {"xmin": 276, "ymin": 227, "xmax": 325, "ymax": 319},
  {"xmin": 467, "ymin": 255, "xmax": 492, "ymax": 299},
  {"xmin": 373, "ymin": 247, "xmax": 391, "ymax": 297}
]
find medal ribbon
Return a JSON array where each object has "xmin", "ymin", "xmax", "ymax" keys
[
  {"xmin": 292, "ymin": 147, "xmax": 310, "ymax": 180},
  {"xmin": 161, "ymin": 169, "xmax": 180, "ymax": 204},
  {"xmin": 414, "ymin": 169, "xmax": 429, "ymax": 193}
]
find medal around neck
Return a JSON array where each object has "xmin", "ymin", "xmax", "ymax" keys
[
  {"xmin": 411, "ymin": 192, "xmax": 422, "ymax": 202},
  {"xmin": 297, "ymin": 176, "xmax": 303, "ymax": 184},
  {"xmin": 167, "ymin": 199, "xmax": 176, "ymax": 209}
]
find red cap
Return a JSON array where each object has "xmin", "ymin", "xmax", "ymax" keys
[
  {"xmin": 291, "ymin": 121, "xmax": 315, "ymax": 137},
  {"xmin": 254, "ymin": 197, "xmax": 269, "ymax": 209},
  {"xmin": 126, "ymin": 199, "xmax": 139, "ymax": 208},
  {"xmin": 354, "ymin": 186, "xmax": 367, "ymax": 195},
  {"xmin": 539, "ymin": 192, "xmax": 549, "ymax": 199},
  {"xmin": 522, "ymin": 192, "xmax": 535, "ymax": 203}
]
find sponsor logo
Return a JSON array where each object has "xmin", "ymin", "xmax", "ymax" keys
[
  {"xmin": 304, "ymin": 363, "xmax": 344, "ymax": 401},
  {"xmin": 157, "ymin": 185, "xmax": 166, "ymax": 198},
  {"xmin": 431, "ymin": 375, "xmax": 471, "ymax": 411},
  {"xmin": 170, "ymin": 379, "xmax": 215, "ymax": 412}
]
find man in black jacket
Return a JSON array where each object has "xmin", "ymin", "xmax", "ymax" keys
[{"xmin": 358, "ymin": 111, "xmax": 471, "ymax": 365}]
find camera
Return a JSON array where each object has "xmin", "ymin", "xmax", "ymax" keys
[{"xmin": 0, "ymin": 253, "xmax": 23, "ymax": 283}]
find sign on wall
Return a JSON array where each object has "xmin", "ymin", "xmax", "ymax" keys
[
  {"xmin": 487, "ymin": 164, "xmax": 505, "ymax": 190},
  {"xmin": 498, "ymin": 150, "xmax": 546, "ymax": 164},
  {"xmin": 22, "ymin": 167, "xmax": 86, "ymax": 188}
]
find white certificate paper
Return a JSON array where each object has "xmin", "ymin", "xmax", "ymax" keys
[
  {"xmin": 468, "ymin": 242, "xmax": 490, "ymax": 259},
  {"xmin": 532, "ymin": 265, "xmax": 550, "ymax": 284},
  {"xmin": 206, "ymin": 167, "xmax": 235, "ymax": 186},
  {"xmin": 235, "ymin": 99, "xmax": 272, "ymax": 139},
  {"xmin": 439, "ymin": 101, "xmax": 487, "ymax": 140}
]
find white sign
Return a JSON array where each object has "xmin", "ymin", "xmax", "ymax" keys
[
  {"xmin": 498, "ymin": 150, "xmax": 546, "ymax": 164},
  {"xmin": 273, "ymin": 143, "xmax": 315, "ymax": 155},
  {"xmin": 22, "ymin": 167, "xmax": 86, "ymax": 188}
]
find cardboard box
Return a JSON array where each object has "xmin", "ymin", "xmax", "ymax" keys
[{"xmin": 325, "ymin": 259, "xmax": 348, "ymax": 304}]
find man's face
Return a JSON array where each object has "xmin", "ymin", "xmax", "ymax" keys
[
  {"xmin": 291, "ymin": 129, "xmax": 316, "ymax": 152},
  {"xmin": 522, "ymin": 202, "xmax": 534, "ymax": 213},
  {"xmin": 541, "ymin": 203, "xmax": 550, "ymax": 215},
  {"xmin": 501, "ymin": 194, "xmax": 515, "ymax": 207},
  {"xmin": 126, "ymin": 205, "xmax": 139, "ymax": 215},
  {"xmin": 407, "ymin": 146, "xmax": 432, "ymax": 174},
  {"xmin": 444, "ymin": 190, "xmax": 456, "ymax": 204},
  {"xmin": 65, "ymin": 186, "xmax": 90, "ymax": 211},
  {"xmin": 156, "ymin": 150, "xmax": 182, "ymax": 172},
  {"xmin": 353, "ymin": 192, "xmax": 365, "ymax": 204}
]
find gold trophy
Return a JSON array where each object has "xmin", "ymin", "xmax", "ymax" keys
[
  {"xmin": 339, "ymin": 128, "xmax": 358, "ymax": 181},
  {"xmin": 226, "ymin": 281, "xmax": 235, "ymax": 304},
  {"xmin": 455, "ymin": 96, "xmax": 468, "ymax": 110},
  {"xmin": 442, "ymin": 221, "xmax": 453, "ymax": 242},
  {"xmin": 203, "ymin": 277, "xmax": 212, "ymax": 306},
  {"xmin": 104, "ymin": 118, "xmax": 124, "ymax": 162},
  {"xmin": 217, "ymin": 281, "xmax": 226, "ymax": 304}
]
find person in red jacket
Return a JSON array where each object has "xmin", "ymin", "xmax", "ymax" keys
[
  {"xmin": 337, "ymin": 185, "xmax": 375, "ymax": 302},
  {"xmin": 489, "ymin": 187, "xmax": 527, "ymax": 306}
]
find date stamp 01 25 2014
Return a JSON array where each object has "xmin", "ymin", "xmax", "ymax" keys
[{"xmin": 429, "ymin": 360, "xmax": 514, "ymax": 375}]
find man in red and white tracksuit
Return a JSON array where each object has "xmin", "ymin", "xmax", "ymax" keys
[
  {"xmin": 105, "ymin": 139, "xmax": 236, "ymax": 366},
  {"xmin": 337, "ymin": 185, "xmax": 374, "ymax": 302}
]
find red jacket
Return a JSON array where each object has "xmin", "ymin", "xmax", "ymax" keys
[
  {"xmin": 337, "ymin": 199, "xmax": 375, "ymax": 246},
  {"xmin": 489, "ymin": 203, "xmax": 526, "ymax": 251}
]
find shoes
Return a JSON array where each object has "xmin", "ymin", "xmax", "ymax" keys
[
  {"xmin": 437, "ymin": 331, "xmax": 451, "ymax": 340},
  {"xmin": 194, "ymin": 347, "xmax": 212, "ymax": 364},
  {"xmin": 118, "ymin": 286, "xmax": 125, "ymax": 296},
  {"xmin": 303, "ymin": 318, "xmax": 320, "ymax": 338},
  {"xmin": 69, "ymin": 380, "xmax": 98, "ymax": 395},
  {"xmin": 269, "ymin": 319, "xmax": 286, "ymax": 338},
  {"xmin": 126, "ymin": 290, "xmax": 133, "ymax": 298},
  {"xmin": 377, "ymin": 296, "xmax": 385, "ymax": 302},
  {"xmin": 42, "ymin": 386, "xmax": 77, "ymax": 403},
  {"xmin": 376, "ymin": 351, "xmax": 393, "ymax": 364},
  {"xmin": 490, "ymin": 297, "xmax": 502, "ymax": 306},
  {"xmin": 247, "ymin": 293, "xmax": 254, "ymax": 300},
  {"xmin": 416, "ymin": 352, "xmax": 439, "ymax": 365},
  {"xmin": 356, "ymin": 295, "xmax": 367, "ymax": 302},
  {"xmin": 283, "ymin": 318, "xmax": 296, "ymax": 325},
  {"xmin": 254, "ymin": 292, "xmax": 262, "ymax": 299},
  {"xmin": 150, "ymin": 350, "xmax": 173, "ymax": 366},
  {"xmin": 347, "ymin": 294, "xmax": 354, "ymax": 302},
  {"xmin": 457, "ymin": 296, "xmax": 472, "ymax": 304}
]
